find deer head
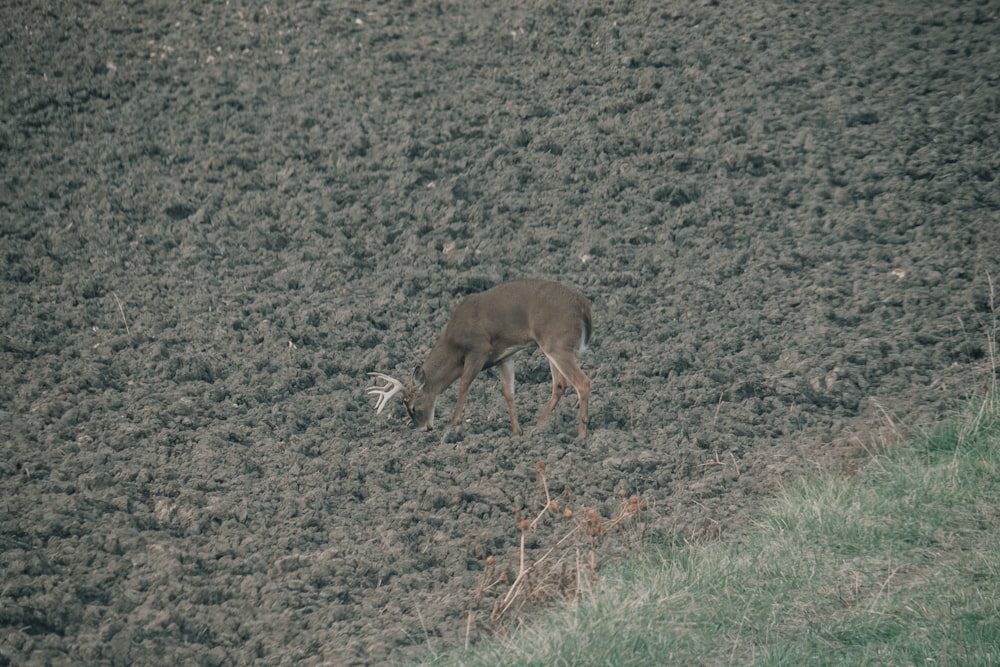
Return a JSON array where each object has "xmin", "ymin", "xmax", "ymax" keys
[{"xmin": 367, "ymin": 368, "xmax": 437, "ymax": 430}]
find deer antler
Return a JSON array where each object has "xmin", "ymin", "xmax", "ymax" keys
[{"xmin": 367, "ymin": 372, "xmax": 405, "ymax": 414}]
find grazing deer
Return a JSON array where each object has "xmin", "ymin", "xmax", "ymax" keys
[{"xmin": 368, "ymin": 279, "xmax": 593, "ymax": 437}]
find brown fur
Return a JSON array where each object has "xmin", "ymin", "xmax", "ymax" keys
[{"xmin": 392, "ymin": 280, "xmax": 592, "ymax": 437}]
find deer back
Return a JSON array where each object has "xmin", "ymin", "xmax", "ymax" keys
[{"xmin": 443, "ymin": 280, "xmax": 591, "ymax": 356}]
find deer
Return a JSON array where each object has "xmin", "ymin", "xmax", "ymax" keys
[{"xmin": 367, "ymin": 279, "xmax": 593, "ymax": 438}]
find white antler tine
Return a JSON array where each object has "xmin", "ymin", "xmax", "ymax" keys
[{"xmin": 367, "ymin": 372, "xmax": 405, "ymax": 415}]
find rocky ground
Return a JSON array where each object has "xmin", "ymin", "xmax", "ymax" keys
[{"xmin": 2, "ymin": 0, "xmax": 999, "ymax": 664}]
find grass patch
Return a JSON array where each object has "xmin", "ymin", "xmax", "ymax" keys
[{"xmin": 421, "ymin": 393, "xmax": 1000, "ymax": 666}]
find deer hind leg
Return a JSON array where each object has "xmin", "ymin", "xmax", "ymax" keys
[
  {"xmin": 499, "ymin": 359, "xmax": 521, "ymax": 435},
  {"xmin": 536, "ymin": 357, "xmax": 569, "ymax": 429},
  {"xmin": 537, "ymin": 351, "xmax": 591, "ymax": 437},
  {"xmin": 537, "ymin": 350, "xmax": 590, "ymax": 438}
]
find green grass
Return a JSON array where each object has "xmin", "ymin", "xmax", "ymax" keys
[{"xmin": 421, "ymin": 393, "xmax": 1000, "ymax": 666}]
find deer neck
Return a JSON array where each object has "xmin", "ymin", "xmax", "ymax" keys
[{"xmin": 420, "ymin": 338, "xmax": 464, "ymax": 394}]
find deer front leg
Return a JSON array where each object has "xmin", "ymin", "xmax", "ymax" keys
[
  {"xmin": 499, "ymin": 359, "xmax": 521, "ymax": 435},
  {"xmin": 451, "ymin": 355, "xmax": 487, "ymax": 427}
]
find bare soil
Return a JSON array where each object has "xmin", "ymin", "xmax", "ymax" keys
[{"xmin": 2, "ymin": 1, "xmax": 998, "ymax": 665}]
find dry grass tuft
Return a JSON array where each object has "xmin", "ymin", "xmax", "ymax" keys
[{"xmin": 470, "ymin": 463, "xmax": 648, "ymax": 633}]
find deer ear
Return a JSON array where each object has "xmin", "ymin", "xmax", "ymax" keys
[{"xmin": 411, "ymin": 366, "xmax": 426, "ymax": 388}]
